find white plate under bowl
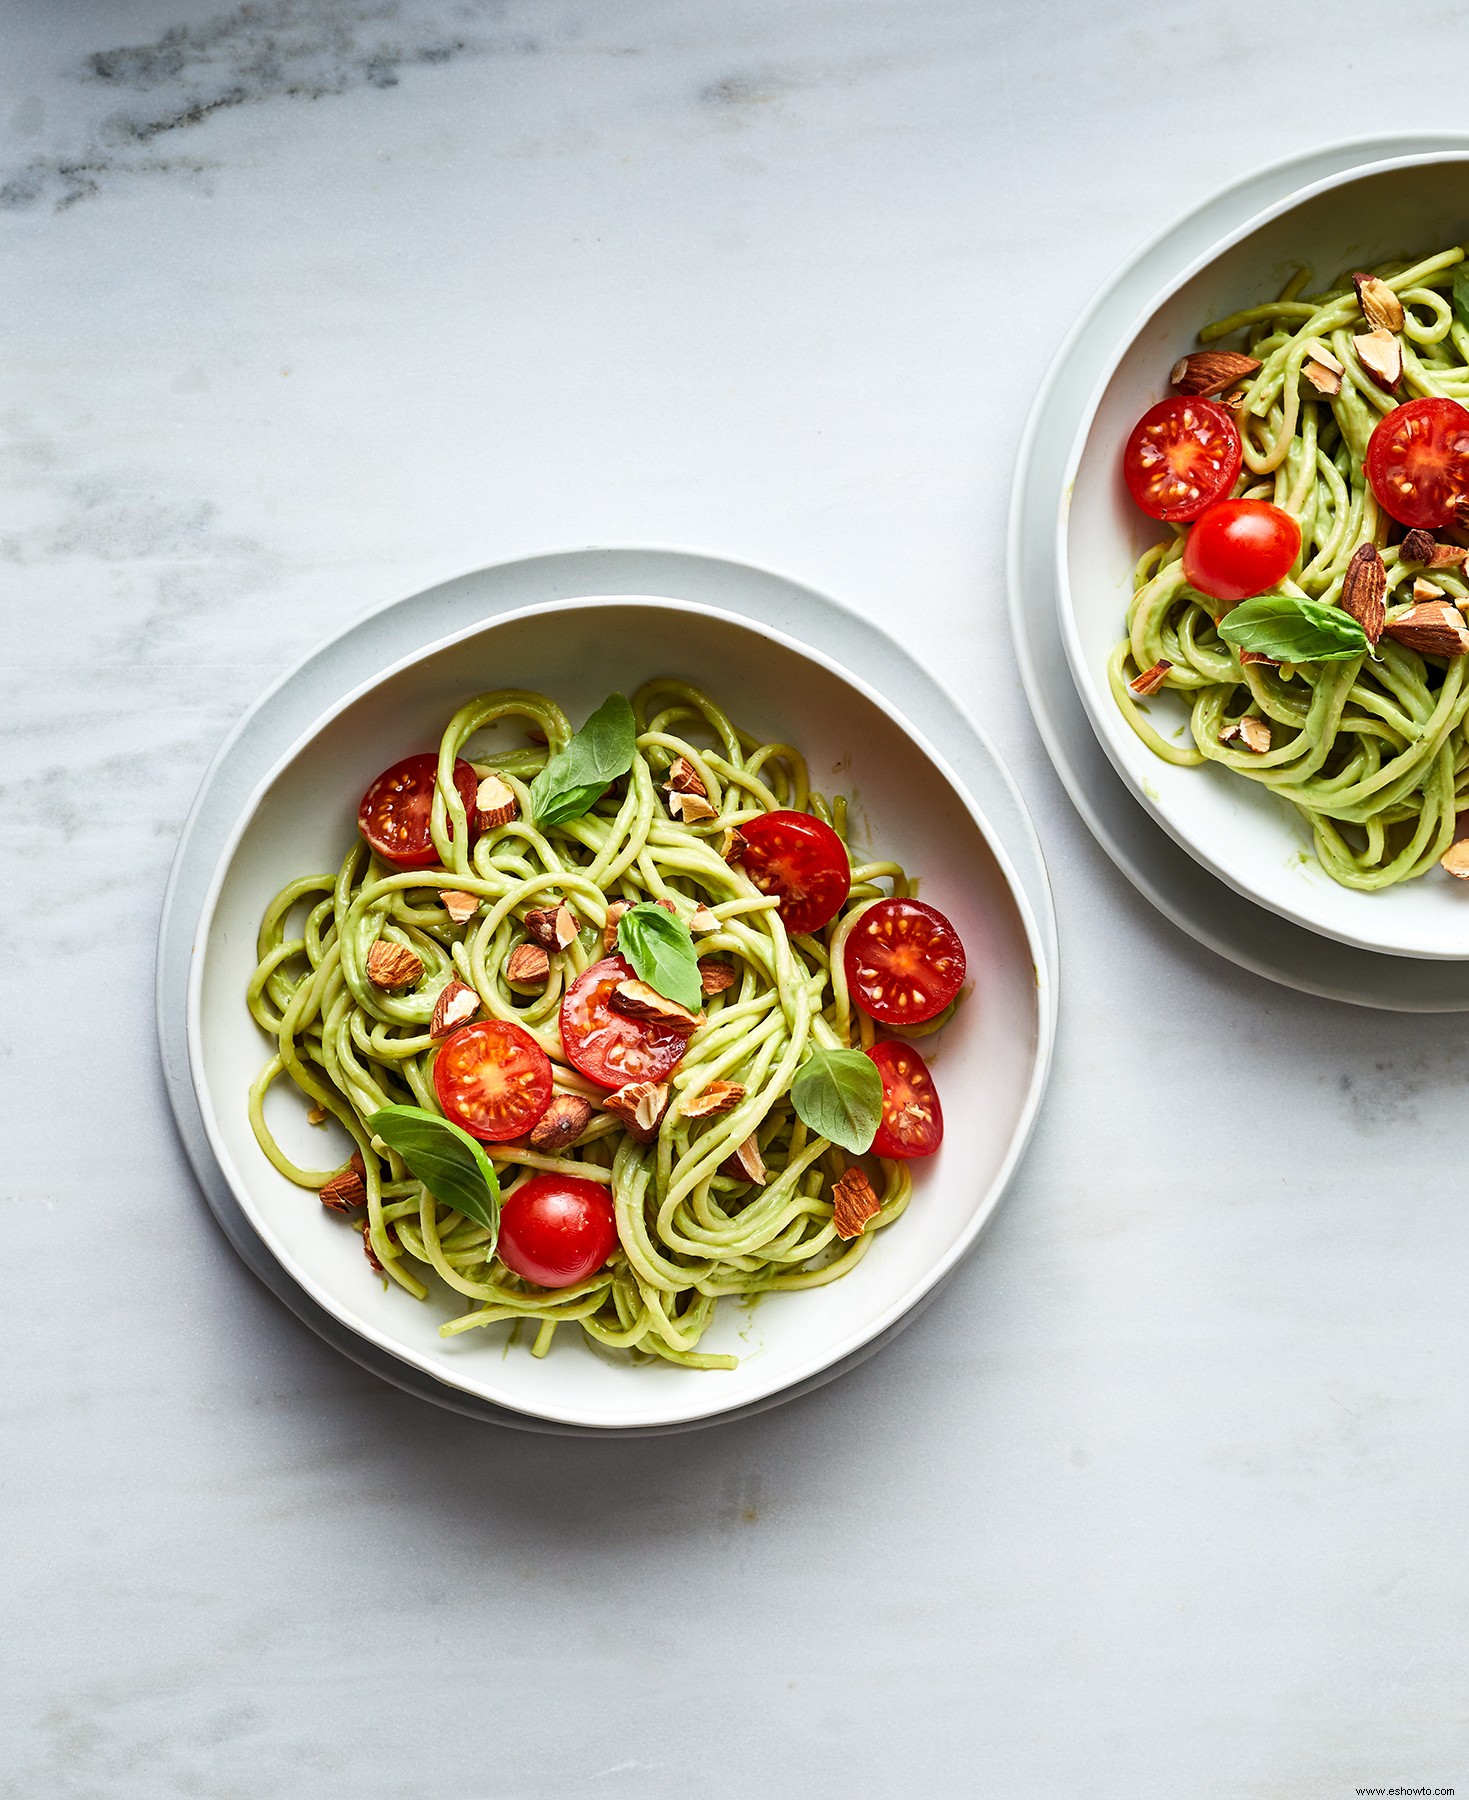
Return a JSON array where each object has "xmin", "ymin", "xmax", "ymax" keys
[
  {"xmin": 1059, "ymin": 150, "xmax": 1469, "ymax": 961},
  {"xmin": 187, "ymin": 594, "xmax": 1051, "ymax": 1431}
]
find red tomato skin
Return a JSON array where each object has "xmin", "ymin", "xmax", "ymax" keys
[
  {"xmin": 432, "ymin": 1019, "xmax": 554, "ymax": 1142},
  {"xmin": 496, "ymin": 1174, "xmax": 618, "ymax": 1288},
  {"xmin": 1182, "ymin": 498, "xmax": 1302, "ymax": 603},
  {"xmin": 866, "ymin": 1040, "xmax": 944, "ymax": 1160},
  {"xmin": 1122, "ymin": 398, "xmax": 1243, "ymax": 522},
  {"xmin": 844, "ymin": 897, "xmax": 966, "ymax": 1026},
  {"xmin": 559, "ymin": 955, "xmax": 689, "ymax": 1090},
  {"xmin": 1366, "ymin": 397, "xmax": 1469, "ymax": 529},
  {"xmin": 737, "ymin": 811, "xmax": 852, "ymax": 937},
  {"xmin": 358, "ymin": 753, "xmax": 479, "ymax": 870}
]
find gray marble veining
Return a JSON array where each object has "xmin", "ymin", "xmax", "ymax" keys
[{"xmin": 5, "ymin": 1, "xmax": 1468, "ymax": 1795}]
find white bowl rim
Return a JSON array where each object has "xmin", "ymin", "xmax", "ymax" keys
[
  {"xmin": 1055, "ymin": 145, "xmax": 1469, "ymax": 959},
  {"xmin": 187, "ymin": 592, "xmax": 1055, "ymax": 1429}
]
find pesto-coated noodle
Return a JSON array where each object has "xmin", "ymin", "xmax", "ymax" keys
[
  {"xmin": 1113, "ymin": 243, "xmax": 1469, "ymax": 890},
  {"xmin": 247, "ymin": 680, "xmax": 920, "ymax": 1370}
]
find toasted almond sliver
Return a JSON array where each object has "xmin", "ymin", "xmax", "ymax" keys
[
  {"xmin": 608, "ymin": 979, "xmax": 700, "ymax": 1032},
  {"xmin": 1303, "ymin": 338, "xmax": 1345, "ymax": 377},
  {"xmin": 1129, "ymin": 659, "xmax": 1171, "ymax": 697},
  {"xmin": 366, "ymin": 939, "xmax": 423, "ymax": 989},
  {"xmin": 664, "ymin": 756, "xmax": 707, "ymax": 798},
  {"xmin": 681, "ymin": 1080, "xmax": 746, "ymax": 1121},
  {"xmin": 439, "ymin": 889, "xmax": 479, "ymax": 924},
  {"xmin": 1353, "ymin": 328, "xmax": 1402, "ymax": 391},
  {"xmin": 687, "ymin": 904, "xmax": 720, "ymax": 934},
  {"xmin": 669, "ymin": 791, "xmax": 718, "ymax": 823},
  {"xmin": 1353, "ymin": 272, "xmax": 1406, "ymax": 333},
  {"xmin": 1237, "ymin": 716, "xmax": 1272, "ymax": 754},
  {"xmin": 1303, "ymin": 359, "xmax": 1343, "ymax": 398},
  {"xmin": 1413, "ymin": 577, "xmax": 1447, "ymax": 604},
  {"xmin": 721, "ymin": 827, "xmax": 748, "ymax": 863},
  {"xmin": 306, "ymin": 1106, "xmax": 327, "ymax": 1126},
  {"xmin": 430, "ymin": 979, "xmax": 481, "ymax": 1038},
  {"xmin": 723, "ymin": 1135, "xmax": 767, "ymax": 1186},
  {"xmin": 1441, "ymin": 839, "xmax": 1469, "ymax": 880},
  {"xmin": 320, "ymin": 1152, "xmax": 367, "ymax": 1213},
  {"xmin": 603, "ymin": 1080, "xmax": 669, "ymax": 1143},
  {"xmin": 831, "ymin": 1166, "xmax": 880, "ymax": 1239},
  {"xmin": 475, "ymin": 773, "xmax": 518, "ymax": 829}
]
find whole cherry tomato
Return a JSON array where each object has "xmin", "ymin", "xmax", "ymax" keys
[
  {"xmin": 1182, "ymin": 498, "xmax": 1301, "ymax": 603},
  {"xmin": 497, "ymin": 1174, "xmax": 618, "ymax": 1288},
  {"xmin": 844, "ymin": 897, "xmax": 965, "ymax": 1026},
  {"xmin": 1366, "ymin": 396, "xmax": 1469, "ymax": 530},
  {"xmin": 1122, "ymin": 397, "xmax": 1243, "ymax": 522}
]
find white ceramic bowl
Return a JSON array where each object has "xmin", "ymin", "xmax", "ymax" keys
[
  {"xmin": 189, "ymin": 597, "xmax": 1050, "ymax": 1429},
  {"xmin": 1060, "ymin": 151, "xmax": 1469, "ymax": 960}
]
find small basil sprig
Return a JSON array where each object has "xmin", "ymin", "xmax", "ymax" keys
[
  {"xmin": 1217, "ymin": 595, "xmax": 1370, "ymax": 663},
  {"xmin": 790, "ymin": 1048, "xmax": 882, "ymax": 1155},
  {"xmin": 528, "ymin": 693, "xmax": 637, "ymax": 827},
  {"xmin": 368, "ymin": 1104, "xmax": 501, "ymax": 1243},
  {"xmin": 616, "ymin": 902, "xmax": 702, "ymax": 1012},
  {"xmin": 1453, "ymin": 266, "xmax": 1469, "ymax": 333}
]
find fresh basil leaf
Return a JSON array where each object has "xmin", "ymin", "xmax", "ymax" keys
[
  {"xmin": 790, "ymin": 1048, "xmax": 882, "ymax": 1155},
  {"xmin": 367, "ymin": 1104, "xmax": 501, "ymax": 1243},
  {"xmin": 529, "ymin": 693, "xmax": 637, "ymax": 827},
  {"xmin": 616, "ymin": 902, "xmax": 702, "ymax": 1012},
  {"xmin": 1217, "ymin": 595, "xmax": 1370, "ymax": 663},
  {"xmin": 1453, "ymin": 266, "xmax": 1469, "ymax": 332}
]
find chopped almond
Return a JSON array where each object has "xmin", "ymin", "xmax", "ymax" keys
[
  {"xmin": 1302, "ymin": 357, "xmax": 1343, "ymax": 398},
  {"xmin": 664, "ymin": 756, "xmax": 707, "ymax": 797},
  {"xmin": 366, "ymin": 939, "xmax": 423, "ymax": 989},
  {"xmin": 608, "ymin": 979, "xmax": 700, "ymax": 1032},
  {"xmin": 306, "ymin": 1106, "xmax": 327, "ymax": 1126},
  {"xmin": 1400, "ymin": 528, "xmax": 1469, "ymax": 569},
  {"xmin": 698, "ymin": 957, "xmax": 736, "ymax": 995},
  {"xmin": 1128, "ymin": 659, "xmax": 1172, "ymax": 697},
  {"xmin": 1385, "ymin": 602, "xmax": 1469, "ymax": 656},
  {"xmin": 505, "ymin": 943, "xmax": 551, "ymax": 988},
  {"xmin": 668, "ymin": 790, "xmax": 718, "ymax": 824},
  {"xmin": 603, "ymin": 899, "xmax": 630, "ymax": 952},
  {"xmin": 831, "ymin": 1166, "xmax": 881, "ymax": 1239},
  {"xmin": 1353, "ymin": 328, "xmax": 1402, "ymax": 391},
  {"xmin": 1441, "ymin": 840, "xmax": 1469, "ymax": 880},
  {"xmin": 439, "ymin": 889, "xmax": 479, "ymax": 924},
  {"xmin": 1238, "ymin": 716, "xmax": 1272, "ymax": 753},
  {"xmin": 524, "ymin": 903, "xmax": 578, "ymax": 951},
  {"xmin": 1303, "ymin": 339, "xmax": 1345, "ymax": 377},
  {"xmin": 1413, "ymin": 577, "xmax": 1447, "ymax": 604},
  {"xmin": 721, "ymin": 826, "xmax": 748, "ymax": 863},
  {"xmin": 1340, "ymin": 542, "xmax": 1387, "ymax": 646},
  {"xmin": 320, "ymin": 1152, "xmax": 366, "ymax": 1213},
  {"xmin": 603, "ymin": 1080, "xmax": 669, "ymax": 1142},
  {"xmin": 430, "ymin": 979, "xmax": 480, "ymax": 1038},
  {"xmin": 527, "ymin": 1093, "xmax": 594, "ymax": 1150},
  {"xmin": 1352, "ymin": 272, "xmax": 1406, "ymax": 333},
  {"xmin": 682, "ymin": 1080, "xmax": 745, "ymax": 1120},
  {"xmin": 475, "ymin": 773, "xmax": 518, "ymax": 828},
  {"xmin": 687, "ymin": 904, "xmax": 719, "ymax": 933},
  {"xmin": 722, "ymin": 1135, "xmax": 767, "ymax": 1185},
  {"xmin": 1239, "ymin": 650, "xmax": 1277, "ymax": 668},
  {"xmin": 1168, "ymin": 350, "xmax": 1261, "ymax": 396},
  {"xmin": 361, "ymin": 1220, "xmax": 385, "ymax": 1272}
]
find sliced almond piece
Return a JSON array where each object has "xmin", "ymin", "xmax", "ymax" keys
[
  {"xmin": 681, "ymin": 1080, "xmax": 746, "ymax": 1121},
  {"xmin": 320, "ymin": 1152, "xmax": 367, "ymax": 1213},
  {"xmin": 1340, "ymin": 542, "xmax": 1387, "ymax": 646},
  {"xmin": 831, "ymin": 1166, "xmax": 881, "ymax": 1240},
  {"xmin": 603, "ymin": 1079, "xmax": 669, "ymax": 1143},
  {"xmin": 1237, "ymin": 716, "xmax": 1272, "ymax": 753},
  {"xmin": 721, "ymin": 826, "xmax": 748, "ymax": 863},
  {"xmin": 687, "ymin": 904, "xmax": 720, "ymax": 934},
  {"xmin": 524, "ymin": 903, "xmax": 578, "ymax": 951},
  {"xmin": 608, "ymin": 979, "xmax": 700, "ymax": 1032},
  {"xmin": 1353, "ymin": 328, "xmax": 1402, "ymax": 391},
  {"xmin": 1352, "ymin": 272, "xmax": 1406, "ymax": 333},
  {"xmin": 306, "ymin": 1106, "xmax": 327, "ymax": 1126},
  {"xmin": 475, "ymin": 773, "xmax": 518, "ymax": 829},
  {"xmin": 439, "ymin": 889, "xmax": 479, "ymax": 924},
  {"xmin": 1128, "ymin": 658, "xmax": 1172, "ymax": 697},
  {"xmin": 1302, "ymin": 358, "xmax": 1343, "ymax": 398},
  {"xmin": 1303, "ymin": 339, "xmax": 1345, "ymax": 377},
  {"xmin": 527, "ymin": 1093, "xmax": 594, "ymax": 1151},
  {"xmin": 1413, "ymin": 577, "xmax": 1447, "ymax": 604},
  {"xmin": 1440, "ymin": 840, "xmax": 1469, "ymax": 880},
  {"xmin": 505, "ymin": 943, "xmax": 551, "ymax": 988},
  {"xmin": 1239, "ymin": 650, "xmax": 1278, "ymax": 668},
  {"xmin": 1385, "ymin": 601, "xmax": 1469, "ymax": 656},
  {"xmin": 603, "ymin": 898, "xmax": 631, "ymax": 953},
  {"xmin": 664, "ymin": 756, "xmax": 707, "ymax": 798},
  {"xmin": 430, "ymin": 979, "xmax": 480, "ymax": 1038},
  {"xmin": 1169, "ymin": 350, "xmax": 1261, "ymax": 396},
  {"xmin": 698, "ymin": 957, "xmax": 736, "ymax": 996},
  {"xmin": 668, "ymin": 790, "xmax": 718, "ymax": 824},
  {"xmin": 366, "ymin": 939, "xmax": 423, "ymax": 989},
  {"xmin": 361, "ymin": 1221, "xmax": 385, "ymax": 1272},
  {"xmin": 722, "ymin": 1134, "xmax": 767, "ymax": 1186}
]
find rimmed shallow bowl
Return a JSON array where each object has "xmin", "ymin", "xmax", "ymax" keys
[
  {"xmin": 189, "ymin": 596, "xmax": 1051, "ymax": 1430},
  {"xmin": 1059, "ymin": 151, "xmax": 1469, "ymax": 960}
]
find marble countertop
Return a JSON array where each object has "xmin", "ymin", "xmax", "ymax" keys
[{"xmin": 7, "ymin": 3, "xmax": 1467, "ymax": 1795}]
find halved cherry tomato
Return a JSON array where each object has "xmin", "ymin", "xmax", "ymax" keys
[
  {"xmin": 433, "ymin": 1018, "xmax": 553, "ymax": 1142},
  {"xmin": 358, "ymin": 753, "xmax": 479, "ymax": 870},
  {"xmin": 1182, "ymin": 497, "xmax": 1301, "ymax": 603},
  {"xmin": 559, "ymin": 954, "xmax": 690, "ymax": 1090},
  {"xmin": 844, "ymin": 897, "xmax": 965, "ymax": 1026},
  {"xmin": 867, "ymin": 1040, "xmax": 943, "ymax": 1159},
  {"xmin": 496, "ymin": 1173, "xmax": 618, "ymax": 1288},
  {"xmin": 737, "ymin": 811, "xmax": 851, "ymax": 936},
  {"xmin": 1122, "ymin": 397, "xmax": 1243, "ymax": 522},
  {"xmin": 1366, "ymin": 396, "xmax": 1469, "ymax": 529}
]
